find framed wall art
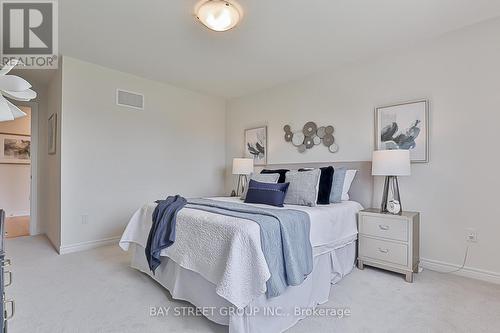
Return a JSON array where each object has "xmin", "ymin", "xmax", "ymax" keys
[
  {"xmin": 375, "ymin": 100, "xmax": 429, "ymax": 163},
  {"xmin": 0, "ymin": 133, "xmax": 31, "ymax": 164},
  {"xmin": 244, "ymin": 126, "xmax": 267, "ymax": 166},
  {"xmin": 48, "ymin": 113, "xmax": 57, "ymax": 155}
]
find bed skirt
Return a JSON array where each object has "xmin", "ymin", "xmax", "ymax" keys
[{"xmin": 130, "ymin": 240, "xmax": 356, "ymax": 333}]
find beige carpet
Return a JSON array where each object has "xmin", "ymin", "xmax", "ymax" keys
[{"xmin": 5, "ymin": 235, "xmax": 500, "ymax": 333}]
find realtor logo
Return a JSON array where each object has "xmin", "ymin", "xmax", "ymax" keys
[{"xmin": 0, "ymin": 1, "xmax": 58, "ymax": 68}]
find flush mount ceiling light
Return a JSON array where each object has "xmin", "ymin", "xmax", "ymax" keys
[{"xmin": 195, "ymin": 0, "xmax": 242, "ymax": 32}]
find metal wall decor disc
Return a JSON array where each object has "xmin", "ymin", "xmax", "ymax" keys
[
  {"xmin": 304, "ymin": 137, "xmax": 314, "ymax": 148},
  {"xmin": 283, "ymin": 125, "xmax": 291, "ymax": 132},
  {"xmin": 313, "ymin": 135, "xmax": 321, "ymax": 145},
  {"xmin": 298, "ymin": 144, "xmax": 306, "ymax": 153},
  {"xmin": 302, "ymin": 122, "xmax": 317, "ymax": 137},
  {"xmin": 292, "ymin": 132, "xmax": 305, "ymax": 146},
  {"xmin": 325, "ymin": 126, "xmax": 334, "ymax": 135},
  {"xmin": 316, "ymin": 126, "xmax": 326, "ymax": 138},
  {"xmin": 284, "ymin": 132, "xmax": 293, "ymax": 142},
  {"xmin": 329, "ymin": 143, "xmax": 339, "ymax": 153},
  {"xmin": 323, "ymin": 134, "xmax": 334, "ymax": 146}
]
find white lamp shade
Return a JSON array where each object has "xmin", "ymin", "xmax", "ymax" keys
[
  {"xmin": 372, "ymin": 150, "xmax": 411, "ymax": 176},
  {"xmin": 232, "ymin": 158, "xmax": 253, "ymax": 175}
]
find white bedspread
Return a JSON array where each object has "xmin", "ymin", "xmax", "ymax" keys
[{"xmin": 119, "ymin": 197, "xmax": 362, "ymax": 309}]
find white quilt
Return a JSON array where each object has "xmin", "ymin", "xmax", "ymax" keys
[{"xmin": 119, "ymin": 197, "xmax": 362, "ymax": 309}]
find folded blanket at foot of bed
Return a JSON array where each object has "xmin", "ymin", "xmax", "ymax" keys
[
  {"xmin": 145, "ymin": 195, "xmax": 187, "ymax": 273},
  {"xmin": 146, "ymin": 197, "xmax": 313, "ymax": 298}
]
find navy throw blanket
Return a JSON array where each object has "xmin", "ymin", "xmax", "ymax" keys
[{"xmin": 145, "ymin": 195, "xmax": 187, "ymax": 273}]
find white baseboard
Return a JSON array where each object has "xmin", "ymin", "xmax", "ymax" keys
[
  {"xmin": 6, "ymin": 212, "xmax": 30, "ymax": 218},
  {"xmin": 59, "ymin": 236, "xmax": 121, "ymax": 255},
  {"xmin": 420, "ymin": 258, "xmax": 500, "ymax": 285}
]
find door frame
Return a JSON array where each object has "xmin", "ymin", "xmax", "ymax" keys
[{"xmin": 14, "ymin": 101, "xmax": 39, "ymax": 236}]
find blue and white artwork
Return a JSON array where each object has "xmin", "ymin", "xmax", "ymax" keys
[{"xmin": 376, "ymin": 100, "xmax": 428, "ymax": 163}]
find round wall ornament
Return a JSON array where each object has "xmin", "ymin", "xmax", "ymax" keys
[
  {"xmin": 292, "ymin": 132, "xmax": 305, "ymax": 146},
  {"xmin": 316, "ymin": 126, "xmax": 326, "ymax": 138},
  {"xmin": 329, "ymin": 143, "xmax": 339, "ymax": 153},
  {"xmin": 323, "ymin": 134, "xmax": 334, "ymax": 146},
  {"xmin": 304, "ymin": 137, "xmax": 314, "ymax": 149},
  {"xmin": 303, "ymin": 122, "xmax": 317, "ymax": 137}
]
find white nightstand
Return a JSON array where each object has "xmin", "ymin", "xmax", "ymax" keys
[{"xmin": 357, "ymin": 208, "xmax": 420, "ymax": 282}]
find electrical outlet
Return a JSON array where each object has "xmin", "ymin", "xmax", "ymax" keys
[
  {"xmin": 466, "ymin": 228, "xmax": 478, "ymax": 242},
  {"xmin": 81, "ymin": 215, "xmax": 89, "ymax": 225}
]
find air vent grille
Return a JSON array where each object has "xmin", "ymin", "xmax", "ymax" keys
[{"xmin": 116, "ymin": 89, "xmax": 144, "ymax": 110}]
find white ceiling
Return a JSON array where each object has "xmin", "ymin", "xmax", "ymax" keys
[{"xmin": 59, "ymin": 0, "xmax": 500, "ymax": 98}]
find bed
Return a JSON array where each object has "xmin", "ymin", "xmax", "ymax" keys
[{"xmin": 119, "ymin": 162, "xmax": 373, "ymax": 333}]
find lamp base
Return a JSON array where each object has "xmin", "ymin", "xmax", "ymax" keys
[
  {"xmin": 235, "ymin": 174, "xmax": 248, "ymax": 197},
  {"xmin": 380, "ymin": 176, "xmax": 402, "ymax": 215}
]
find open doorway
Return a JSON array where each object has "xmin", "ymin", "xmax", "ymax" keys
[{"xmin": 0, "ymin": 104, "xmax": 37, "ymax": 238}]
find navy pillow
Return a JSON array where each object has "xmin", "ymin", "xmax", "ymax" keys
[
  {"xmin": 244, "ymin": 179, "xmax": 290, "ymax": 207},
  {"xmin": 260, "ymin": 169, "xmax": 289, "ymax": 183},
  {"xmin": 298, "ymin": 166, "xmax": 334, "ymax": 205}
]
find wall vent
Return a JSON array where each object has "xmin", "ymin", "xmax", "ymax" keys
[{"xmin": 116, "ymin": 89, "xmax": 144, "ymax": 110}]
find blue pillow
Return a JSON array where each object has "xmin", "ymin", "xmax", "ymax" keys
[
  {"xmin": 330, "ymin": 167, "xmax": 347, "ymax": 203},
  {"xmin": 244, "ymin": 179, "xmax": 290, "ymax": 207}
]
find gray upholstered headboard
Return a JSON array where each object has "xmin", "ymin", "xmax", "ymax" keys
[{"xmin": 260, "ymin": 161, "xmax": 373, "ymax": 209}]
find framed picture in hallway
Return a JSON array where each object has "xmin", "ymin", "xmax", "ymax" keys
[
  {"xmin": 48, "ymin": 113, "xmax": 57, "ymax": 155},
  {"xmin": 244, "ymin": 126, "xmax": 267, "ymax": 166},
  {"xmin": 0, "ymin": 133, "xmax": 31, "ymax": 164},
  {"xmin": 375, "ymin": 100, "xmax": 429, "ymax": 163}
]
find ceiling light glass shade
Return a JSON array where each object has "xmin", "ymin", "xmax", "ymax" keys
[
  {"xmin": 196, "ymin": 0, "xmax": 241, "ymax": 32},
  {"xmin": 0, "ymin": 59, "xmax": 36, "ymax": 122}
]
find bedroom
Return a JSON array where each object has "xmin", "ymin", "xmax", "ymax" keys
[{"xmin": 0, "ymin": 0, "xmax": 499, "ymax": 332}]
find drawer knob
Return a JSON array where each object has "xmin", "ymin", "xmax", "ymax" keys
[
  {"xmin": 378, "ymin": 248, "xmax": 390, "ymax": 254},
  {"xmin": 3, "ymin": 298, "xmax": 15, "ymax": 320},
  {"xmin": 378, "ymin": 224, "xmax": 390, "ymax": 231}
]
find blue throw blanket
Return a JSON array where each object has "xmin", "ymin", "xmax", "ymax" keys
[
  {"xmin": 146, "ymin": 197, "xmax": 313, "ymax": 298},
  {"xmin": 145, "ymin": 195, "xmax": 187, "ymax": 273}
]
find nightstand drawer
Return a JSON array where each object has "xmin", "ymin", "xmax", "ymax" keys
[
  {"xmin": 359, "ymin": 236, "xmax": 408, "ymax": 266},
  {"xmin": 360, "ymin": 215, "xmax": 408, "ymax": 242}
]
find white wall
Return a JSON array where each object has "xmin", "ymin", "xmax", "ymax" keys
[
  {"xmin": 0, "ymin": 107, "xmax": 31, "ymax": 217},
  {"xmin": 40, "ymin": 69, "xmax": 62, "ymax": 247},
  {"xmin": 59, "ymin": 57, "xmax": 226, "ymax": 250},
  {"xmin": 226, "ymin": 19, "xmax": 500, "ymax": 278}
]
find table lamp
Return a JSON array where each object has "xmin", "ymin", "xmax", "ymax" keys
[
  {"xmin": 232, "ymin": 158, "xmax": 254, "ymax": 196},
  {"xmin": 372, "ymin": 150, "xmax": 411, "ymax": 215}
]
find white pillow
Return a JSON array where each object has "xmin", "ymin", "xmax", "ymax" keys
[
  {"xmin": 241, "ymin": 173, "xmax": 280, "ymax": 200},
  {"xmin": 341, "ymin": 170, "xmax": 357, "ymax": 201}
]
